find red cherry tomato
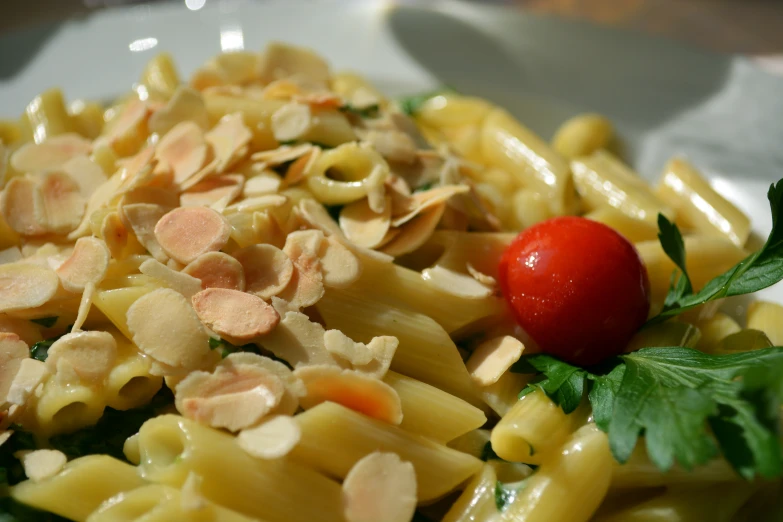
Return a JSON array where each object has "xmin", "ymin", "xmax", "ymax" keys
[{"xmin": 498, "ymin": 217, "xmax": 650, "ymax": 366}]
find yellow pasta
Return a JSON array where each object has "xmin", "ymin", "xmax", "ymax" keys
[
  {"xmin": 203, "ymin": 94, "xmax": 281, "ymax": 149},
  {"xmin": 447, "ymin": 428, "xmax": 491, "ymax": 459},
  {"xmin": 93, "ymin": 285, "xmax": 156, "ymax": 340},
  {"xmin": 26, "ymin": 374, "xmax": 106, "ymax": 437},
  {"xmin": 300, "ymin": 109, "xmax": 356, "ymax": 147},
  {"xmin": 656, "ymin": 158, "xmax": 751, "ymax": 247},
  {"xmin": 104, "ymin": 330, "xmax": 163, "ymax": 411},
  {"xmin": 136, "ymin": 415, "xmax": 345, "ymax": 522},
  {"xmin": 140, "ymin": 52, "xmax": 181, "ymax": 99},
  {"xmin": 415, "ymin": 93, "xmax": 493, "ymax": 129},
  {"xmin": 746, "ymin": 300, "xmax": 783, "ymax": 345},
  {"xmin": 306, "ymin": 142, "xmax": 387, "ymax": 205},
  {"xmin": 441, "ymin": 463, "xmax": 498, "ymax": 522},
  {"xmin": 509, "ymin": 188, "xmax": 553, "ymax": 230},
  {"xmin": 289, "ymin": 401, "xmax": 483, "ymax": 502},
  {"xmin": 714, "ymin": 329, "xmax": 772, "ymax": 354},
  {"xmin": 330, "ymin": 71, "xmax": 388, "ymax": 107},
  {"xmin": 625, "ymin": 321, "xmax": 701, "ymax": 351},
  {"xmin": 11, "ymin": 455, "xmax": 145, "ymax": 522},
  {"xmin": 551, "ymin": 113, "xmax": 614, "ymax": 159},
  {"xmin": 19, "ymin": 88, "xmax": 76, "ymax": 143},
  {"xmin": 479, "ymin": 369, "xmax": 530, "ymax": 417},
  {"xmin": 695, "ymin": 312, "xmax": 742, "ymax": 353},
  {"xmin": 584, "ymin": 206, "xmax": 659, "ymax": 243}
]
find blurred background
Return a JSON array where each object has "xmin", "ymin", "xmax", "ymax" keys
[{"xmin": 1, "ymin": 0, "xmax": 783, "ymax": 61}]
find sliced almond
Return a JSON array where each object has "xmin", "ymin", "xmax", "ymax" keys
[
  {"xmin": 174, "ymin": 356, "xmax": 286, "ymax": 431},
  {"xmin": 262, "ymin": 311, "xmax": 338, "ymax": 368},
  {"xmin": 297, "ymin": 198, "xmax": 342, "ymax": 237},
  {"xmin": 1, "ymin": 176, "xmax": 47, "ymax": 236},
  {"xmin": 279, "ymin": 230, "xmax": 325, "ymax": 309},
  {"xmin": 0, "ymin": 247, "xmax": 23, "ymax": 265},
  {"xmin": 252, "ymin": 211, "xmax": 287, "ymax": 249},
  {"xmin": 225, "ymin": 352, "xmax": 305, "ymax": 416},
  {"xmin": 362, "ymin": 129, "xmax": 418, "ymax": 165},
  {"xmin": 392, "ymin": 185, "xmax": 470, "ymax": 227},
  {"xmin": 104, "ymin": 98, "xmax": 150, "ymax": 157},
  {"xmin": 294, "ymin": 365, "xmax": 403, "ymax": 425},
  {"xmin": 183, "ymin": 251, "xmax": 245, "ymax": 291},
  {"xmin": 340, "ymin": 197, "xmax": 391, "ymax": 249},
  {"xmin": 0, "ymin": 333, "xmax": 29, "ymax": 363},
  {"xmin": 155, "ymin": 121, "xmax": 208, "ymax": 186},
  {"xmin": 354, "ymin": 336, "xmax": 398, "ymax": 379},
  {"xmin": 45, "ymin": 330, "xmax": 117, "ymax": 383},
  {"xmin": 223, "ymin": 194, "xmax": 287, "ymax": 215},
  {"xmin": 68, "ymin": 169, "xmax": 124, "ymax": 240},
  {"xmin": 257, "ymin": 42, "xmax": 330, "ymax": 87},
  {"xmin": 318, "ymin": 235, "xmax": 361, "ymax": 288},
  {"xmin": 284, "ymin": 147, "xmax": 320, "ymax": 186},
  {"xmin": 120, "ymin": 203, "xmax": 170, "ymax": 262},
  {"xmin": 192, "ymin": 288, "xmax": 280, "ymax": 343},
  {"xmin": 293, "ymin": 91, "xmax": 344, "ymax": 110},
  {"xmin": 117, "ymin": 146, "xmax": 155, "ymax": 186},
  {"xmin": 343, "ymin": 452, "xmax": 417, "ymax": 522},
  {"xmin": 61, "ymin": 155, "xmax": 108, "ymax": 199},
  {"xmin": 126, "ymin": 288, "xmax": 212, "ymax": 372},
  {"xmin": 148, "ymin": 86, "xmax": 210, "ymax": 136},
  {"xmin": 180, "ymin": 174, "xmax": 244, "ymax": 209},
  {"xmin": 421, "ymin": 265, "xmax": 492, "ymax": 300},
  {"xmin": 55, "ymin": 236, "xmax": 110, "ymax": 293},
  {"xmin": 250, "ymin": 144, "xmax": 313, "ymax": 165},
  {"xmin": 15, "ymin": 449, "xmax": 67, "ymax": 482},
  {"xmin": 6, "ymin": 358, "xmax": 49, "ymax": 407},
  {"xmin": 37, "ymin": 171, "xmax": 86, "ymax": 234},
  {"xmin": 118, "ymin": 185, "xmax": 179, "ymax": 210},
  {"xmin": 205, "ymin": 112, "xmax": 252, "ymax": 174},
  {"xmin": 10, "ymin": 134, "xmax": 92, "ymax": 173},
  {"xmin": 153, "ymin": 206, "xmax": 231, "ymax": 265},
  {"xmin": 238, "ymin": 414, "xmax": 301, "ymax": 459},
  {"xmin": 139, "ymin": 258, "xmax": 202, "ymax": 299},
  {"xmin": 381, "ymin": 203, "xmax": 446, "ymax": 258},
  {"xmin": 365, "ymin": 165, "xmax": 388, "ymax": 214},
  {"xmin": 0, "ymin": 263, "xmax": 59, "ymax": 313},
  {"xmin": 234, "ymin": 244, "xmax": 294, "ymax": 300},
  {"xmin": 243, "ymin": 171, "xmax": 282, "ymax": 198},
  {"xmin": 467, "ymin": 262, "xmax": 497, "ymax": 287},
  {"xmin": 101, "ymin": 211, "xmax": 129, "ymax": 259},
  {"xmin": 72, "ymin": 281, "xmax": 96, "ymax": 332},
  {"xmin": 271, "ymin": 102, "xmax": 312, "ymax": 142},
  {"xmin": 323, "ymin": 329, "xmax": 373, "ymax": 366},
  {"xmin": 466, "ymin": 336, "xmax": 525, "ymax": 386}
]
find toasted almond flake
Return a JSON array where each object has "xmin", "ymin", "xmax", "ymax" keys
[
  {"xmin": 16, "ymin": 449, "xmax": 67, "ymax": 482},
  {"xmin": 323, "ymin": 329, "xmax": 373, "ymax": 366},
  {"xmin": 365, "ymin": 165, "xmax": 388, "ymax": 214},
  {"xmin": 243, "ymin": 171, "xmax": 282, "ymax": 197},
  {"xmin": 466, "ymin": 262, "xmax": 497, "ymax": 287},
  {"xmin": 149, "ymin": 86, "xmax": 210, "ymax": 136},
  {"xmin": 100, "ymin": 211, "xmax": 129, "ymax": 259},
  {"xmin": 361, "ymin": 130, "xmax": 418, "ymax": 165},
  {"xmin": 294, "ymin": 365, "xmax": 403, "ymax": 424},
  {"xmin": 6, "ymin": 358, "xmax": 49, "ymax": 406},
  {"xmin": 466, "ymin": 336, "xmax": 525, "ymax": 386},
  {"xmin": 181, "ymin": 174, "xmax": 244, "ymax": 209},
  {"xmin": 343, "ymin": 452, "xmax": 417, "ymax": 522},
  {"xmin": 349, "ymin": 87, "xmax": 381, "ymax": 110},
  {"xmin": 126, "ymin": 288, "xmax": 212, "ymax": 372},
  {"xmin": 72, "ymin": 282, "xmax": 96, "ymax": 332},
  {"xmin": 190, "ymin": 66, "xmax": 227, "ymax": 92},
  {"xmin": 0, "ymin": 263, "xmax": 59, "ymax": 313},
  {"xmin": 167, "ymin": 258, "xmax": 186, "ymax": 271},
  {"xmin": 153, "ymin": 206, "xmax": 230, "ymax": 265},
  {"xmin": 46, "ymin": 330, "xmax": 117, "ymax": 383},
  {"xmin": 422, "ymin": 265, "xmax": 493, "ymax": 300},
  {"xmin": 205, "ymin": 113, "xmax": 252, "ymax": 174},
  {"xmin": 381, "ymin": 203, "xmax": 446, "ymax": 258},
  {"xmin": 279, "ymin": 230, "xmax": 325, "ymax": 309},
  {"xmin": 354, "ymin": 336, "xmax": 398, "ymax": 379},
  {"xmin": 0, "ymin": 247, "xmax": 23, "ymax": 265},
  {"xmin": 284, "ymin": 147, "xmax": 320, "ymax": 186},
  {"xmin": 212, "ymin": 51, "xmax": 260, "ymax": 84},
  {"xmin": 257, "ymin": 42, "xmax": 330, "ymax": 86},
  {"xmin": 0, "ymin": 315, "xmax": 43, "ymax": 347},
  {"xmin": 61, "ymin": 155, "xmax": 108, "ymax": 199},
  {"xmin": 118, "ymin": 185, "xmax": 179, "ymax": 210},
  {"xmin": 339, "ymin": 197, "xmax": 391, "ymax": 249},
  {"xmin": 223, "ymin": 194, "xmax": 287, "ymax": 215},
  {"xmin": 180, "ymin": 472, "xmax": 206, "ymax": 512},
  {"xmin": 120, "ymin": 203, "xmax": 170, "ymax": 262},
  {"xmin": 155, "ymin": 122, "xmax": 208, "ymax": 185},
  {"xmin": 318, "ymin": 235, "xmax": 361, "ymax": 288},
  {"xmin": 296, "ymin": 198, "xmax": 342, "ymax": 236},
  {"xmin": 226, "ymin": 352, "xmax": 305, "ymax": 415},
  {"xmin": 37, "ymin": 171, "xmax": 86, "ymax": 234},
  {"xmin": 1, "ymin": 176, "xmax": 48, "ymax": 236},
  {"xmin": 139, "ymin": 258, "xmax": 202, "ymax": 299},
  {"xmin": 252, "ymin": 211, "xmax": 287, "ymax": 249},
  {"xmin": 192, "ymin": 288, "xmax": 280, "ymax": 343},
  {"xmin": 54, "ymin": 237, "xmax": 110, "ymax": 293},
  {"xmin": 293, "ymin": 91, "xmax": 344, "ymax": 109},
  {"xmin": 262, "ymin": 311, "xmax": 338, "ymax": 368},
  {"xmin": 104, "ymin": 98, "xmax": 150, "ymax": 156},
  {"xmin": 250, "ymin": 144, "xmax": 313, "ymax": 165},
  {"xmin": 183, "ymin": 251, "xmax": 246, "ymax": 291},
  {"xmin": 238, "ymin": 414, "xmax": 301, "ymax": 459},
  {"xmin": 68, "ymin": 169, "xmax": 125, "ymax": 241},
  {"xmin": 174, "ymin": 357, "xmax": 286, "ymax": 431},
  {"xmin": 392, "ymin": 185, "xmax": 470, "ymax": 227},
  {"xmin": 10, "ymin": 134, "xmax": 92, "ymax": 173},
  {"xmin": 234, "ymin": 244, "xmax": 294, "ymax": 300},
  {"xmin": 0, "ymin": 333, "xmax": 29, "ymax": 362},
  {"xmin": 271, "ymin": 102, "xmax": 312, "ymax": 142},
  {"xmin": 118, "ymin": 146, "xmax": 156, "ymax": 185}
]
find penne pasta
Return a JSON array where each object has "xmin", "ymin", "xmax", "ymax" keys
[
  {"xmin": 479, "ymin": 370, "xmax": 530, "ymax": 417},
  {"xmin": 20, "ymin": 88, "xmax": 76, "ymax": 143},
  {"xmin": 695, "ymin": 312, "xmax": 742, "ymax": 353},
  {"xmin": 93, "ymin": 285, "xmax": 156, "ymax": 341},
  {"xmin": 584, "ymin": 206, "xmax": 659, "ymax": 243},
  {"xmin": 140, "ymin": 53, "xmax": 181, "ymax": 99},
  {"xmin": 551, "ymin": 113, "xmax": 613, "ymax": 159},
  {"xmin": 441, "ymin": 463, "xmax": 498, "ymax": 522},
  {"xmin": 746, "ymin": 300, "xmax": 783, "ymax": 346},
  {"xmin": 625, "ymin": 321, "xmax": 701, "ymax": 352},
  {"xmin": 104, "ymin": 330, "xmax": 163, "ymax": 410},
  {"xmin": 26, "ymin": 374, "xmax": 106, "ymax": 437},
  {"xmin": 203, "ymin": 94, "xmax": 282, "ymax": 150},
  {"xmin": 447, "ymin": 428, "xmax": 491, "ymax": 459}
]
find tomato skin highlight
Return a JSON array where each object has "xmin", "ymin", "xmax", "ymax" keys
[{"xmin": 499, "ymin": 217, "xmax": 650, "ymax": 366}]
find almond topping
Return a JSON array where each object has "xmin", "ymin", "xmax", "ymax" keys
[
  {"xmin": 180, "ymin": 174, "xmax": 244, "ymax": 209},
  {"xmin": 243, "ymin": 172, "xmax": 282, "ymax": 198},
  {"xmin": 279, "ymin": 230, "xmax": 325, "ymax": 309},
  {"xmin": 1, "ymin": 177, "xmax": 47, "ymax": 236},
  {"xmin": 37, "ymin": 171, "xmax": 86, "ymax": 234},
  {"xmin": 271, "ymin": 102, "xmax": 312, "ymax": 142},
  {"xmin": 72, "ymin": 282, "xmax": 96, "ymax": 332},
  {"xmin": 234, "ymin": 244, "xmax": 294, "ymax": 300},
  {"xmin": 101, "ymin": 211, "xmax": 129, "ymax": 260},
  {"xmin": 55, "ymin": 236, "xmax": 110, "ymax": 293},
  {"xmin": 183, "ymin": 251, "xmax": 246, "ymax": 291},
  {"xmin": 250, "ymin": 144, "xmax": 313, "ymax": 165},
  {"xmin": 258, "ymin": 42, "xmax": 330, "ymax": 87},
  {"xmin": 192, "ymin": 288, "xmax": 280, "ymax": 343},
  {"xmin": 381, "ymin": 203, "xmax": 446, "ymax": 257},
  {"xmin": 118, "ymin": 185, "xmax": 179, "ymax": 210},
  {"xmin": 339, "ymin": 197, "xmax": 392, "ymax": 249},
  {"xmin": 126, "ymin": 288, "xmax": 212, "ymax": 373},
  {"xmin": 226, "ymin": 352, "xmax": 305, "ymax": 416},
  {"xmin": 154, "ymin": 206, "xmax": 231, "ymax": 264},
  {"xmin": 362, "ymin": 129, "xmax": 418, "ymax": 165},
  {"xmin": 61, "ymin": 155, "xmax": 108, "ymax": 199},
  {"xmin": 318, "ymin": 235, "xmax": 361, "ymax": 288},
  {"xmin": 354, "ymin": 336, "xmax": 398, "ymax": 380},
  {"xmin": 323, "ymin": 329, "xmax": 373, "ymax": 366},
  {"xmin": 120, "ymin": 203, "xmax": 170, "ymax": 263},
  {"xmin": 392, "ymin": 185, "xmax": 470, "ymax": 227},
  {"xmin": 15, "ymin": 449, "xmax": 67, "ymax": 482},
  {"xmin": 0, "ymin": 315, "xmax": 44, "ymax": 347},
  {"xmin": 297, "ymin": 198, "xmax": 343, "ymax": 237},
  {"xmin": 6, "ymin": 358, "xmax": 48, "ymax": 407},
  {"xmin": 139, "ymin": 258, "xmax": 202, "ymax": 299},
  {"xmin": 205, "ymin": 112, "xmax": 252, "ymax": 174},
  {"xmin": 155, "ymin": 122, "xmax": 208, "ymax": 185},
  {"xmin": 262, "ymin": 310, "xmax": 338, "ymax": 368},
  {"xmin": 0, "ymin": 247, "xmax": 23, "ymax": 265},
  {"xmin": 466, "ymin": 262, "xmax": 497, "ymax": 287},
  {"xmin": 238, "ymin": 415, "xmax": 301, "ymax": 459},
  {"xmin": 223, "ymin": 194, "xmax": 287, "ymax": 215},
  {"xmin": 294, "ymin": 365, "xmax": 403, "ymax": 425},
  {"xmin": 0, "ymin": 333, "xmax": 29, "ymax": 363},
  {"xmin": 104, "ymin": 98, "xmax": 149, "ymax": 156},
  {"xmin": 0, "ymin": 263, "xmax": 59, "ymax": 313},
  {"xmin": 148, "ymin": 86, "xmax": 210, "ymax": 136},
  {"xmin": 466, "ymin": 336, "xmax": 526, "ymax": 386},
  {"xmin": 421, "ymin": 265, "xmax": 493, "ymax": 299},
  {"xmin": 45, "ymin": 330, "xmax": 117, "ymax": 383},
  {"xmin": 10, "ymin": 134, "xmax": 92, "ymax": 173},
  {"xmin": 343, "ymin": 452, "xmax": 417, "ymax": 522}
]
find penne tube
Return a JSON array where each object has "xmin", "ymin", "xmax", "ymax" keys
[
  {"xmin": 571, "ymin": 150, "xmax": 672, "ymax": 226},
  {"xmin": 695, "ymin": 312, "xmax": 741, "ymax": 353},
  {"xmin": 11, "ymin": 455, "xmax": 145, "ymax": 522},
  {"xmin": 93, "ymin": 285, "xmax": 156, "ymax": 341},
  {"xmin": 0, "ymin": 119, "xmax": 23, "ymax": 144},
  {"xmin": 510, "ymin": 189, "xmax": 552, "ymax": 230},
  {"xmin": 479, "ymin": 370, "xmax": 530, "ymax": 417},
  {"xmin": 104, "ymin": 330, "xmax": 163, "ymax": 410},
  {"xmin": 20, "ymin": 88, "xmax": 76, "ymax": 143},
  {"xmin": 447, "ymin": 429, "xmax": 491, "ymax": 459},
  {"xmin": 136, "ymin": 415, "xmax": 345, "ymax": 522},
  {"xmin": 625, "ymin": 321, "xmax": 701, "ymax": 352},
  {"xmin": 656, "ymin": 158, "xmax": 750, "ymax": 247},
  {"xmin": 289, "ymin": 402, "xmax": 483, "ymax": 502},
  {"xmin": 746, "ymin": 300, "xmax": 783, "ymax": 346},
  {"xmin": 714, "ymin": 329, "xmax": 772, "ymax": 354},
  {"xmin": 441, "ymin": 463, "xmax": 498, "ymax": 522},
  {"xmin": 384, "ymin": 371, "xmax": 487, "ymax": 443},
  {"xmin": 490, "ymin": 388, "xmax": 581, "ymax": 465},
  {"xmin": 498, "ymin": 424, "xmax": 613, "ymax": 522},
  {"xmin": 330, "ymin": 71, "xmax": 388, "ymax": 107},
  {"xmin": 480, "ymin": 108, "xmax": 577, "ymax": 215},
  {"xmin": 27, "ymin": 375, "xmax": 106, "ymax": 437},
  {"xmin": 551, "ymin": 113, "xmax": 613, "ymax": 159},
  {"xmin": 316, "ymin": 289, "xmax": 485, "ymax": 407},
  {"xmin": 584, "ymin": 206, "xmax": 659, "ymax": 243},
  {"xmin": 140, "ymin": 53, "xmax": 181, "ymax": 99},
  {"xmin": 70, "ymin": 100, "xmax": 105, "ymax": 139},
  {"xmin": 415, "ymin": 93, "xmax": 493, "ymax": 128},
  {"xmin": 203, "ymin": 94, "xmax": 282, "ymax": 150},
  {"xmin": 87, "ymin": 484, "xmax": 262, "ymax": 522}
]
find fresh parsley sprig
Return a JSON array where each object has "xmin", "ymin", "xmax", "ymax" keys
[
  {"xmin": 513, "ymin": 347, "xmax": 783, "ymax": 479},
  {"xmin": 648, "ymin": 179, "xmax": 783, "ymax": 325}
]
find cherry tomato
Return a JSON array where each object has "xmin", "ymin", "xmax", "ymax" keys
[{"xmin": 498, "ymin": 217, "xmax": 650, "ymax": 366}]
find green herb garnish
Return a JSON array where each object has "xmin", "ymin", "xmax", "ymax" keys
[
  {"xmin": 29, "ymin": 325, "xmax": 74, "ymax": 362},
  {"xmin": 339, "ymin": 103, "xmax": 380, "ymax": 119},
  {"xmin": 398, "ymin": 88, "xmax": 455, "ymax": 116},
  {"xmin": 30, "ymin": 317, "xmax": 57, "ymax": 328},
  {"xmin": 494, "ymin": 480, "xmax": 527, "ymax": 512}
]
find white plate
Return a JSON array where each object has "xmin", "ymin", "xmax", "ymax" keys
[{"xmin": 2, "ymin": 0, "xmax": 783, "ymax": 304}]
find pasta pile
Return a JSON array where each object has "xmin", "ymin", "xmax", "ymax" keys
[{"xmin": 0, "ymin": 42, "xmax": 780, "ymax": 522}]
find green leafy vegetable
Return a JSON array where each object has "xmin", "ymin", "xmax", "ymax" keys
[
  {"xmin": 29, "ymin": 317, "xmax": 57, "ymax": 328},
  {"xmin": 29, "ymin": 325, "xmax": 74, "ymax": 362},
  {"xmin": 657, "ymin": 215, "xmax": 693, "ymax": 309},
  {"xmin": 649, "ymin": 180, "xmax": 783, "ymax": 324},
  {"xmin": 513, "ymin": 347, "xmax": 783, "ymax": 479},
  {"xmin": 413, "ymin": 182, "xmax": 436, "ymax": 193},
  {"xmin": 480, "ymin": 441, "xmax": 502, "ymax": 461},
  {"xmin": 208, "ymin": 338, "xmax": 293, "ymax": 369},
  {"xmin": 494, "ymin": 480, "xmax": 527, "ymax": 512},
  {"xmin": 339, "ymin": 104, "xmax": 380, "ymax": 119},
  {"xmin": 398, "ymin": 89, "xmax": 454, "ymax": 116}
]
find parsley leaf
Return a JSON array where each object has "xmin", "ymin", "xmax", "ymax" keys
[
  {"xmin": 649, "ymin": 180, "xmax": 783, "ymax": 324},
  {"xmin": 657, "ymin": 215, "xmax": 693, "ymax": 309},
  {"xmin": 494, "ymin": 479, "xmax": 528, "ymax": 512},
  {"xmin": 339, "ymin": 104, "xmax": 380, "ymax": 119},
  {"xmin": 480, "ymin": 441, "xmax": 502, "ymax": 461},
  {"xmin": 398, "ymin": 88, "xmax": 455, "ymax": 116},
  {"xmin": 513, "ymin": 355, "xmax": 587, "ymax": 413}
]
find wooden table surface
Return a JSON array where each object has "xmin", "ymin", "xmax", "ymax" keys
[{"xmin": 2, "ymin": 0, "xmax": 782, "ymax": 57}]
